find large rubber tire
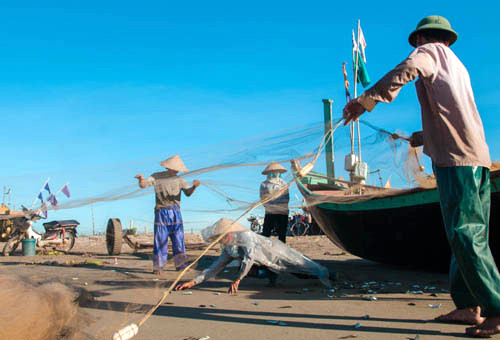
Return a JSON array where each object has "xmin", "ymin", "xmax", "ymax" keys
[
  {"xmin": 3, "ymin": 235, "xmax": 21, "ymax": 256},
  {"xmin": 106, "ymin": 218, "xmax": 123, "ymax": 255},
  {"xmin": 57, "ymin": 231, "xmax": 76, "ymax": 253}
]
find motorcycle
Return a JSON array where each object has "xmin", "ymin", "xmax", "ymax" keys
[
  {"xmin": 2, "ymin": 207, "xmax": 79, "ymax": 256},
  {"xmin": 247, "ymin": 215, "xmax": 263, "ymax": 233}
]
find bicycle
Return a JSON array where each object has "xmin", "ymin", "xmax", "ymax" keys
[{"xmin": 288, "ymin": 212, "xmax": 310, "ymax": 237}]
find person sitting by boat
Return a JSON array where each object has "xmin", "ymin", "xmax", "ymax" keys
[
  {"xmin": 343, "ymin": 15, "xmax": 500, "ymax": 337},
  {"xmin": 175, "ymin": 218, "xmax": 335, "ymax": 293},
  {"xmin": 259, "ymin": 161, "xmax": 289, "ymax": 243},
  {"xmin": 135, "ymin": 155, "xmax": 200, "ymax": 275}
]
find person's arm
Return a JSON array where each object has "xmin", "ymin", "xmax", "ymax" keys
[
  {"xmin": 259, "ymin": 182, "xmax": 267, "ymax": 200},
  {"xmin": 182, "ymin": 179, "xmax": 200, "ymax": 197},
  {"xmin": 134, "ymin": 174, "xmax": 154, "ymax": 188},
  {"xmin": 281, "ymin": 180, "xmax": 290, "ymax": 203},
  {"xmin": 235, "ymin": 248, "xmax": 255, "ymax": 282},
  {"xmin": 175, "ymin": 251, "xmax": 232, "ymax": 291},
  {"xmin": 343, "ymin": 47, "xmax": 437, "ymax": 124},
  {"xmin": 227, "ymin": 248, "xmax": 255, "ymax": 295}
]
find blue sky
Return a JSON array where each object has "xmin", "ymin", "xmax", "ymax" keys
[{"xmin": 0, "ymin": 1, "xmax": 499, "ymax": 234}]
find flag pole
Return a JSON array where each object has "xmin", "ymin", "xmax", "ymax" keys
[
  {"xmin": 350, "ymin": 31, "xmax": 356, "ymax": 155},
  {"xmin": 30, "ymin": 177, "xmax": 50, "ymax": 209},
  {"xmin": 354, "ymin": 19, "xmax": 362, "ymax": 163}
]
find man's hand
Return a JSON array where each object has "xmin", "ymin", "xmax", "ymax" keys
[
  {"xmin": 343, "ymin": 99, "xmax": 366, "ymax": 125},
  {"xmin": 228, "ymin": 280, "xmax": 240, "ymax": 294},
  {"xmin": 175, "ymin": 280, "xmax": 196, "ymax": 291},
  {"xmin": 193, "ymin": 179, "xmax": 201, "ymax": 188},
  {"xmin": 134, "ymin": 174, "xmax": 144, "ymax": 181},
  {"xmin": 410, "ymin": 131, "xmax": 424, "ymax": 147}
]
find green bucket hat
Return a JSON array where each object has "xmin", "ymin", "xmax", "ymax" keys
[{"xmin": 408, "ymin": 15, "xmax": 458, "ymax": 47}]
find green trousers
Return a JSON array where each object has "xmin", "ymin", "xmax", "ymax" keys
[{"xmin": 434, "ymin": 164, "xmax": 500, "ymax": 316}]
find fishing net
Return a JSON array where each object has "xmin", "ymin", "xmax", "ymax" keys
[
  {"xmin": 0, "ymin": 118, "xmax": 432, "ymax": 225},
  {"xmin": 0, "ymin": 115, "xmax": 467, "ymax": 338},
  {"xmin": 0, "ymin": 274, "xmax": 92, "ymax": 340}
]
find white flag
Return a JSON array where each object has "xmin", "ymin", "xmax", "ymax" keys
[
  {"xmin": 358, "ymin": 26, "xmax": 367, "ymax": 63},
  {"xmin": 384, "ymin": 177, "xmax": 391, "ymax": 188},
  {"xmin": 352, "ymin": 29, "xmax": 357, "ymax": 57}
]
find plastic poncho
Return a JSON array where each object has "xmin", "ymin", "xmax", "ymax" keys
[{"xmin": 193, "ymin": 229, "xmax": 331, "ymax": 288}]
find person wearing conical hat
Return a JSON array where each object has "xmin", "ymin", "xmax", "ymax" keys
[
  {"xmin": 135, "ymin": 155, "xmax": 200, "ymax": 275},
  {"xmin": 343, "ymin": 15, "xmax": 500, "ymax": 337},
  {"xmin": 259, "ymin": 161, "xmax": 289, "ymax": 243},
  {"xmin": 175, "ymin": 218, "xmax": 336, "ymax": 294}
]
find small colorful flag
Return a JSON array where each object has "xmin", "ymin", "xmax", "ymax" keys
[
  {"xmin": 355, "ymin": 50, "xmax": 371, "ymax": 88},
  {"xmin": 358, "ymin": 25, "xmax": 367, "ymax": 63},
  {"xmin": 342, "ymin": 62, "xmax": 352, "ymax": 102},
  {"xmin": 37, "ymin": 192, "xmax": 43, "ymax": 203},
  {"xmin": 61, "ymin": 184, "xmax": 70, "ymax": 198},
  {"xmin": 44, "ymin": 183, "xmax": 51, "ymax": 194},
  {"xmin": 48, "ymin": 194, "xmax": 58, "ymax": 206},
  {"xmin": 351, "ymin": 23, "xmax": 370, "ymax": 88}
]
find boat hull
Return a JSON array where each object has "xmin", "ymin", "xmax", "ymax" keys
[{"xmin": 298, "ymin": 171, "xmax": 500, "ymax": 272}]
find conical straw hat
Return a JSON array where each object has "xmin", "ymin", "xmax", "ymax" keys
[
  {"xmin": 201, "ymin": 218, "xmax": 248, "ymax": 243},
  {"xmin": 159, "ymin": 155, "xmax": 188, "ymax": 172},
  {"xmin": 261, "ymin": 161, "xmax": 287, "ymax": 175}
]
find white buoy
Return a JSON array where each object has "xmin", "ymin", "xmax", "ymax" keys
[{"xmin": 112, "ymin": 323, "xmax": 138, "ymax": 340}]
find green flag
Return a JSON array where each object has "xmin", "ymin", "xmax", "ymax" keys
[{"xmin": 355, "ymin": 51, "xmax": 371, "ymax": 88}]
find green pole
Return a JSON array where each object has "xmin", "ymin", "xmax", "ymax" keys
[{"xmin": 322, "ymin": 99, "xmax": 334, "ymax": 182}]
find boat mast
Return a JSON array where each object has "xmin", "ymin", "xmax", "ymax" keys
[{"xmin": 322, "ymin": 99, "xmax": 335, "ymax": 183}]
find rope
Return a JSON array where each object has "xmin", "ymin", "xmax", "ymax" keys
[{"xmin": 133, "ymin": 118, "xmax": 343, "ymax": 329}]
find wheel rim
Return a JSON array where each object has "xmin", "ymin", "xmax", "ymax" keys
[{"xmin": 55, "ymin": 231, "xmax": 74, "ymax": 252}]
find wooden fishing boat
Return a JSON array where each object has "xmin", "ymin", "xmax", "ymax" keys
[{"xmin": 293, "ymin": 165, "xmax": 500, "ymax": 272}]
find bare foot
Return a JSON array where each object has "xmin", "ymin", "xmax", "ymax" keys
[
  {"xmin": 435, "ymin": 307, "xmax": 484, "ymax": 325},
  {"xmin": 466, "ymin": 316, "xmax": 500, "ymax": 338}
]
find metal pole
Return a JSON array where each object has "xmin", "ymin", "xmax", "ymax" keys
[
  {"xmin": 354, "ymin": 20, "xmax": 362, "ymax": 163},
  {"xmin": 322, "ymin": 99, "xmax": 335, "ymax": 183},
  {"xmin": 91, "ymin": 204, "xmax": 95, "ymax": 235}
]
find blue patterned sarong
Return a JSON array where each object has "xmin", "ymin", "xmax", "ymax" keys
[{"xmin": 153, "ymin": 205, "xmax": 187, "ymax": 271}]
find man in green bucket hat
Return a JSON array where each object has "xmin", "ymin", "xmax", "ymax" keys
[{"xmin": 343, "ymin": 15, "xmax": 500, "ymax": 337}]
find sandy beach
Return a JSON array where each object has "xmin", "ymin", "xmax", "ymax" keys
[{"xmin": 0, "ymin": 233, "xmax": 472, "ymax": 340}]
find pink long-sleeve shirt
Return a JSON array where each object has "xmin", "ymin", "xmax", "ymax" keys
[{"xmin": 357, "ymin": 42, "xmax": 491, "ymax": 168}]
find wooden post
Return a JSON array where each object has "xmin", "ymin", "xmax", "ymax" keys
[{"xmin": 322, "ymin": 99, "xmax": 335, "ymax": 183}]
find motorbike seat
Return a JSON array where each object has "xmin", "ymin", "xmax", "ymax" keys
[{"xmin": 43, "ymin": 220, "xmax": 80, "ymax": 229}]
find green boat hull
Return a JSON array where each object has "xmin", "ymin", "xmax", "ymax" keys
[{"xmin": 296, "ymin": 171, "xmax": 500, "ymax": 272}]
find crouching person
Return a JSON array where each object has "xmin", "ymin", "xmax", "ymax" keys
[{"xmin": 175, "ymin": 218, "xmax": 336, "ymax": 294}]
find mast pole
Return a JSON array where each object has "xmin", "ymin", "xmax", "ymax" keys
[
  {"xmin": 354, "ymin": 19, "xmax": 362, "ymax": 162},
  {"xmin": 322, "ymin": 99, "xmax": 335, "ymax": 183}
]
